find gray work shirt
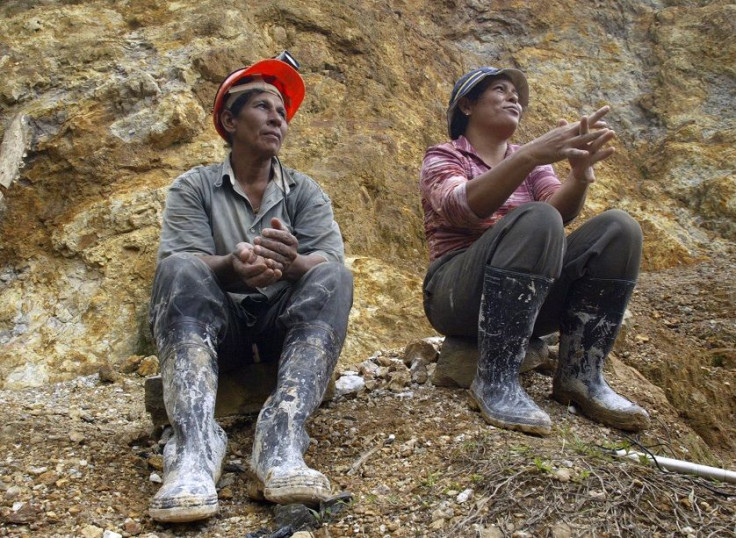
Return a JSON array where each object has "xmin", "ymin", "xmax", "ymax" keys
[{"xmin": 157, "ymin": 155, "xmax": 345, "ymax": 302}]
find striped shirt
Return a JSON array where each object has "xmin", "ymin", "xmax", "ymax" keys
[{"xmin": 420, "ymin": 136, "xmax": 561, "ymax": 262}]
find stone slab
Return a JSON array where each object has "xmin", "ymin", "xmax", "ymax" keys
[{"xmin": 431, "ymin": 335, "xmax": 550, "ymax": 388}]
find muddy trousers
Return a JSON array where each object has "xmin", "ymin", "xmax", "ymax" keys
[
  {"xmin": 422, "ymin": 203, "xmax": 642, "ymax": 338},
  {"xmin": 422, "ymin": 203, "xmax": 645, "ymax": 432},
  {"xmin": 148, "ymin": 253, "xmax": 353, "ymax": 511}
]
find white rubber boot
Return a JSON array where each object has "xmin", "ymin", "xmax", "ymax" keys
[
  {"xmin": 251, "ymin": 323, "xmax": 341, "ymax": 506},
  {"xmin": 150, "ymin": 330, "xmax": 227, "ymax": 523}
]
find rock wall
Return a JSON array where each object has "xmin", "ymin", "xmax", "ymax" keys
[{"xmin": 0, "ymin": 0, "xmax": 734, "ymax": 388}]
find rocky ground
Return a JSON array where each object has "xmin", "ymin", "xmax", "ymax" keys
[{"xmin": 1, "ymin": 247, "xmax": 735, "ymax": 538}]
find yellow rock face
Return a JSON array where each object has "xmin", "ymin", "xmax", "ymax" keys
[{"xmin": 0, "ymin": 0, "xmax": 734, "ymax": 386}]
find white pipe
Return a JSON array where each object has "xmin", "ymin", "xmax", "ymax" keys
[{"xmin": 615, "ymin": 449, "xmax": 736, "ymax": 484}]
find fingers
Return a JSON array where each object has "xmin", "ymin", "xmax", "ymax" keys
[
  {"xmin": 579, "ymin": 116, "xmax": 589, "ymax": 135},
  {"xmin": 589, "ymin": 145, "xmax": 616, "ymax": 165},
  {"xmin": 234, "ymin": 242, "xmax": 257, "ymax": 263},
  {"xmin": 246, "ymin": 267, "xmax": 282, "ymax": 288},
  {"xmin": 254, "ymin": 224, "xmax": 298, "ymax": 266},
  {"xmin": 578, "ymin": 127, "xmax": 614, "ymax": 146},
  {"xmin": 233, "ymin": 252, "xmax": 282, "ymax": 287},
  {"xmin": 587, "ymin": 105, "xmax": 610, "ymax": 126},
  {"xmin": 565, "ymin": 148, "xmax": 590, "ymax": 159}
]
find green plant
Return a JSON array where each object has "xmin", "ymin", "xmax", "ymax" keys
[
  {"xmin": 533, "ymin": 457, "xmax": 553, "ymax": 473},
  {"xmin": 421, "ymin": 470, "xmax": 441, "ymax": 487}
]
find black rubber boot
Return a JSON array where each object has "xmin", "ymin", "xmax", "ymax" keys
[
  {"xmin": 251, "ymin": 321, "xmax": 342, "ymax": 506},
  {"xmin": 469, "ymin": 267, "xmax": 554, "ymax": 436},
  {"xmin": 149, "ymin": 323, "xmax": 227, "ymax": 523},
  {"xmin": 552, "ymin": 277, "xmax": 650, "ymax": 431}
]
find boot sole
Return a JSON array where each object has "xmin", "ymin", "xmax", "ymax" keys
[
  {"xmin": 469, "ymin": 391, "xmax": 551, "ymax": 436},
  {"xmin": 552, "ymin": 387, "xmax": 650, "ymax": 432},
  {"xmin": 263, "ymin": 472, "xmax": 331, "ymax": 506},
  {"xmin": 149, "ymin": 495, "xmax": 218, "ymax": 523}
]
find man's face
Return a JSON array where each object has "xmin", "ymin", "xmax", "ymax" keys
[{"xmin": 225, "ymin": 91, "xmax": 289, "ymax": 157}]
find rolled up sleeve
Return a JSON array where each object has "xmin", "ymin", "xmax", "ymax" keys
[{"xmin": 420, "ymin": 146, "xmax": 483, "ymax": 228}]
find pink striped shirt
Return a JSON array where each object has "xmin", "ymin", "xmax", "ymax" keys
[{"xmin": 420, "ymin": 136, "xmax": 561, "ymax": 262}]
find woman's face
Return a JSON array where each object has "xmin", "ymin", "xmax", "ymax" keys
[
  {"xmin": 222, "ymin": 91, "xmax": 289, "ymax": 157},
  {"xmin": 462, "ymin": 77, "xmax": 522, "ymax": 135}
]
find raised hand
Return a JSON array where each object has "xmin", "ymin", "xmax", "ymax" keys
[
  {"xmin": 253, "ymin": 218, "xmax": 299, "ymax": 275},
  {"xmin": 563, "ymin": 106, "xmax": 616, "ymax": 183},
  {"xmin": 524, "ymin": 106, "xmax": 615, "ymax": 171}
]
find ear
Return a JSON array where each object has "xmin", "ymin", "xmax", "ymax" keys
[
  {"xmin": 458, "ymin": 96, "xmax": 472, "ymax": 116},
  {"xmin": 220, "ymin": 109, "xmax": 237, "ymax": 135}
]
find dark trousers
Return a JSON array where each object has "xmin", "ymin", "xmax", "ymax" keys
[
  {"xmin": 149, "ymin": 253, "xmax": 354, "ymax": 371},
  {"xmin": 423, "ymin": 202, "xmax": 642, "ymax": 338}
]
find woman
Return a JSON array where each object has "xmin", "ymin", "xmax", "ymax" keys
[
  {"xmin": 148, "ymin": 53, "xmax": 353, "ymax": 522},
  {"xmin": 420, "ymin": 67, "xmax": 649, "ymax": 436}
]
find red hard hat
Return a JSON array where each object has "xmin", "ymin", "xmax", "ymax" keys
[{"xmin": 212, "ymin": 58, "xmax": 305, "ymax": 141}]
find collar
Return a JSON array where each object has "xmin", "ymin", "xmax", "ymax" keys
[
  {"xmin": 452, "ymin": 135, "xmax": 512, "ymax": 162},
  {"xmin": 218, "ymin": 155, "xmax": 293, "ymax": 195}
]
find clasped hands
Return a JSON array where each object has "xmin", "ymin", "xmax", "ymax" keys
[
  {"xmin": 232, "ymin": 217, "xmax": 298, "ymax": 289},
  {"xmin": 530, "ymin": 105, "xmax": 616, "ymax": 184}
]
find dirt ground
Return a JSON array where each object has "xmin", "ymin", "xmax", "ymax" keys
[{"xmin": 1, "ymin": 245, "xmax": 735, "ymax": 538}]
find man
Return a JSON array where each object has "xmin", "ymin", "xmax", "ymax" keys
[{"xmin": 148, "ymin": 52, "xmax": 353, "ymax": 523}]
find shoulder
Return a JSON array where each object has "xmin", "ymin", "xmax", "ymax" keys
[
  {"xmin": 425, "ymin": 140, "xmax": 461, "ymax": 157},
  {"xmin": 172, "ymin": 163, "xmax": 221, "ymax": 189},
  {"xmin": 422, "ymin": 141, "xmax": 467, "ymax": 178},
  {"xmin": 282, "ymin": 165, "xmax": 331, "ymax": 203}
]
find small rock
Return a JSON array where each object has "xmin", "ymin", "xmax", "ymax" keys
[
  {"xmin": 69, "ymin": 431, "xmax": 86, "ymax": 444},
  {"xmin": 402, "ymin": 339, "xmax": 440, "ymax": 367},
  {"xmin": 123, "ymin": 518, "xmax": 143, "ymax": 536},
  {"xmin": 273, "ymin": 503, "xmax": 317, "ymax": 529},
  {"xmin": 430, "ymin": 501, "xmax": 454, "ymax": 520},
  {"xmin": 103, "ymin": 531, "xmax": 123, "ymax": 538},
  {"xmin": 475, "ymin": 525, "xmax": 503, "ymax": 538},
  {"xmin": 551, "ymin": 521, "xmax": 572, "ymax": 538},
  {"xmin": 388, "ymin": 370, "xmax": 411, "ymax": 392},
  {"xmin": 4, "ymin": 485, "xmax": 21, "ymax": 500},
  {"xmin": 7, "ymin": 502, "xmax": 38, "ymax": 524},
  {"xmin": 357, "ymin": 360, "xmax": 380, "ymax": 378},
  {"xmin": 410, "ymin": 360, "xmax": 429, "ymax": 384},
  {"xmin": 80, "ymin": 524, "xmax": 104, "ymax": 538},
  {"xmin": 553, "ymin": 469, "xmax": 571, "ymax": 482},
  {"xmin": 137, "ymin": 356, "xmax": 159, "ymax": 376},
  {"xmin": 147, "ymin": 454, "xmax": 164, "ymax": 471},
  {"xmin": 98, "ymin": 364, "xmax": 120, "ymax": 383},
  {"xmin": 334, "ymin": 374, "xmax": 365, "ymax": 397},
  {"xmin": 456, "ymin": 488, "xmax": 473, "ymax": 503},
  {"xmin": 149, "ymin": 472, "xmax": 162, "ymax": 483}
]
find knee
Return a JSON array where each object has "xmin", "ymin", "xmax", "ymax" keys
[
  {"xmin": 598, "ymin": 210, "xmax": 643, "ymax": 250},
  {"xmin": 307, "ymin": 262, "xmax": 353, "ymax": 299},
  {"xmin": 511, "ymin": 202, "xmax": 565, "ymax": 239},
  {"xmin": 150, "ymin": 253, "xmax": 219, "ymax": 320},
  {"xmin": 306, "ymin": 262, "xmax": 353, "ymax": 292},
  {"xmin": 493, "ymin": 203, "xmax": 565, "ymax": 274},
  {"xmin": 300, "ymin": 262, "xmax": 354, "ymax": 313},
  {"xmin": 155, "ymin": 252, "xmax": 212, "ymax": 284}
]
